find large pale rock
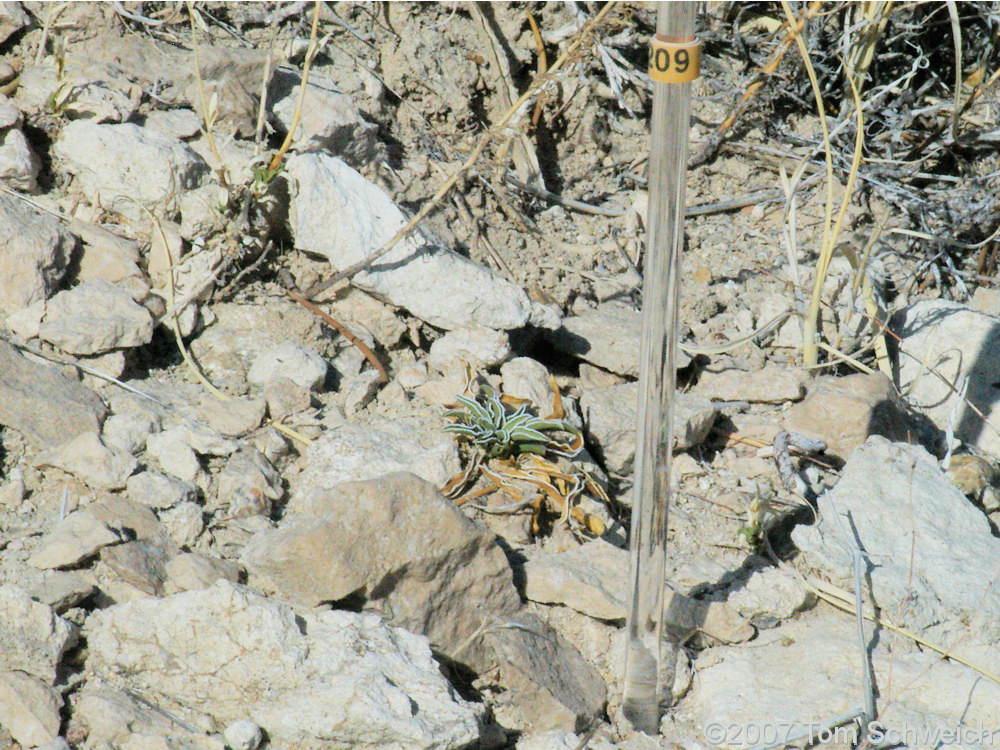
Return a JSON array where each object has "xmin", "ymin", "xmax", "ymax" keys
[
  {"xmin": 27, "ymin": 509, "xmax": 122, "ymax": 570},
  {"xmin": 546, "ymin": 303, "xmax": 690, "ymax": 377},
  {"xmin": 674, "ymin": 613, "xmax": 1000, "ymax": 748},
  {"xmin": 580, "ymin": 382, "xmax": 716, "ymax": 475},
  {"xmin": 244, "ymin": 473, "xmax": 606, "ymax": 731},
  {"xmin": 893, "ymin": 300, "xmax": 1000, "ymax": 457},
  {"xmin": 792, "ymin": 436, "xmax": 1000, "ymax": 636},
  {"xmin": 244, "ymin": 472, "xmax": 522, "ymax": 672},
  {"xmin": 0, "ymin": 585, "xmax": 77, "ymax": 682},
  {"xmin": 0, "ymin": 670, "xmax": 62, "ymax": 748},
  {"xmin": 0, "ymin": 338, "xmax": 107, "ymax": 448},
  {"xmin": 782, "ymin": 372, "xmax": 915, "ymax": 458},
  {"xmin": 33, "ymin": 431, "xmax": 137, "ymax": 490},
  {"xmin": 53, "ymin": 122, "xmax": 209, "ymax": 224},
  {"xmin": 0, "ymin": 193, "xmax": 74, "ymax": 315},
  {"xmin": 38, "ymin": 280, "xmax": 154, "ymax": 355},
  {"xmin": 287, "ymin": 153, "xmax": 531, "ymax": 331},
  {"xmin": 292, "ymin": 417, "xmax": 460, "ymax": 500},
  {"xmin": 85, "ymin": 581, "xmax": 484, "ymax": 749}
]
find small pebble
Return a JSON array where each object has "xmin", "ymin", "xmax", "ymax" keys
[{"xmin": 224, "ymin": 719, "xmax": 263, "ymax": 750}]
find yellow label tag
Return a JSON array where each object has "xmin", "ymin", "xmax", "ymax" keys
[{"xmin": 648, "ymin": 37, "xmax": 701, "ymax": 83}]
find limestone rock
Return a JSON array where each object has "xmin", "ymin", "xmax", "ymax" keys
[
  {"xmin": 792, "ymin": 436, "xmax": 1000, "ymax": 635},
  {"xmin": 0, "ymin": 338, "xmax": 107, "ymax": 448},
  {"xmin": 243, "ymin": 472, "xmax": 522, "ymax": 672},
  {"xmin": 782, "ymin": 372, "xmax": 916, "ymax": 459},
  {"xmin": 33, "ymin": 432, "xmax": 137, "ymax": 491},
  {"xmin": 675, "ymin": 613, "xmax": 1000, "ymax": 749},
  {"xmin": 580, "ymin": 382, "xmax": 717, "ymax": 475},
  {"xmin": 85, "ymin": 581, "xmax": 484, "ymax": 749},
  {"xmin": 0, "ymin": 3, "xmax": 30, "ymax": 45},
  {"xmin": 0, "ymin": 122, "xmax": 41, "ymax": 192},
  {"xmin": 726, "ymin": 566, "xmax": 815, "ymax": 628},
  {"xmin": 271, "ymin": 69, "xmax": 377, "ymax": 165},
  {"xmin": 292, "ymin": 417, "xmax": 460, "ymax": 501},
  {"xmin": 546, "ymin": 303, "xmax": 690, "ymax": 377},
  {"xmin": 893, "ymin": 300, "xmax": 1000, "ymax": 457},
  {"xmin": 126, "ymin": 470, "xmax": 197, "ymax": 510},
  {"xmin": 0, "ymin": 193, "xmax": 74, "ymax": 315},
  {"xmin": 0, "ymin": 670, "xmax": 62, "ymax": 748},
  {"xmin": 428, "ymin": 327, "xmax": 511, "ymax": 373},
  {"xmin": 98, "ymin": 539, "xmax": 173, "ymax": 598},
  {"xmin": 164, "ymin": 553, "xmax": 243, "ymax": 595},
  {"xmin": 0, "ymin": 585, "xmax": 77, "ymax": 682},
  {"xmin": 215, "ymin": 447, "xmax": 283, "ymax": 518},
  {"xmin": 695, "ymin": 364, "xmax": 806, "ymax": 403},
  {"xmin": 53, "ymin": 122, "xmax": 209, "ymax": 225},
  {"xmin": 38, "ymin": 279, "xmax": 154, "ymax": 355},
  {"xmin": 287, "ymin": 153, "xmax": 531, "ymax": 331},
  {"xmin": 28, "ymin": 571, "xmax": 96, "ymax": 614},
  {"xmin": 27, "ymin": 509, "xmax": 122, "ymax": 570},
  {"xmin": 248, "ymin": 341, "xmax": 327, "ymax": 392}
]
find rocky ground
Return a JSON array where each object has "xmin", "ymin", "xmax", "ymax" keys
[{"xmin": 1, "ymin": 2, "xmax": 1000, "ymax": 749}]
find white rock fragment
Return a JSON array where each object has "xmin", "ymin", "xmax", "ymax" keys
[
  {"xmin": 341, "ymin": 369, "xmax": 383, "ymax": 414},
  {"xmin": 0, "ymin": 193, "xmax": 75, "ymax": 315},
  {"xmin": 0, "ymin": 584, "xmax": 77, "ymax": 682},
  {"xmin": 158, "ymin": 502, "xmax": 205, "ymax": 549},
  {"xmin": 28, "ymin": 509, "xmax": 123, "ymax": 570},
  {"xmin": 248, "ymin": 341, "xmax": 327, "ymax": 391},
  {"xmin": 126, "ymin": 471, "xmax": 198, "ymax": 510},
  {"xmin": 33, "ymin": 432, "xmax": 137, "ymax": 491},
  {"xmin": 726, "ymin": 566, "xmax": 815, "ymax": 628},
  {"xmin": 500, "ymin": 357, "xmax": 554, "ymax": 410},
  {"xmin": 893, "ymin": 300, "xmax": 1000, "ymax": 457},
  {"xmin": 0, "ymin": 3, "xmax": 30, "ymax": 45},
  {"xmin": 85, "ymin": 581, "xmax": 484, "ymax": 749},
  {"xmin": 101, "ymin": 411, "xmax": 160, "ymax": 455},
  {"xmin": 0, "ymin": 670, "xmax": 63, "ymax": 748},
  {"xmin": 145, "ymin": 428, "xmax": 203, "ymax": 484},
  {"xmin": 792, "ymin": 436, "xmax": 1000, "ymax": 633},
  {"xmin": 53, "ymin": 122, "xmax": 209, "ymax": 224},
  {"xmin": 198, "ymin": 394, "xmax": 266, "ymax": 436},
  {"xmin": 60, "ymin": 79, "xmax": 136, "ymax": 123},
  {"xmin": 223, "ymin": 719, "xmax": 263, "ymax": 750},
  {"xmin": 428, "ymin": 327, "xmax": 511, "ymax": 373},
  {"xmin": 143, "ymin": 108, "xmax": 202, "ymax": 140},
  {"xmin": 292, "ymin": 417, "xmax": 460, "ymax": 502},
  {"xmin": 178, "ymin": 183, "xmax": 228, "ymax": 240},
  {"xmin": 677, "ymin": 613, "xmax": 1000, "ymax": 748},
  {"xmin": 215, "ymin": 447, "xmax": 282, "ymax": 518},
  {"xmin": 38, "ymin": 279, "xmax": 154, "ymax": 355},
  {"xmin": 0, "ymin": 113, "xmax": 41, "ymax": 191},
  {"xmin": 287, "ymin": 153, "xmax": 531, "ymax": 330}
]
